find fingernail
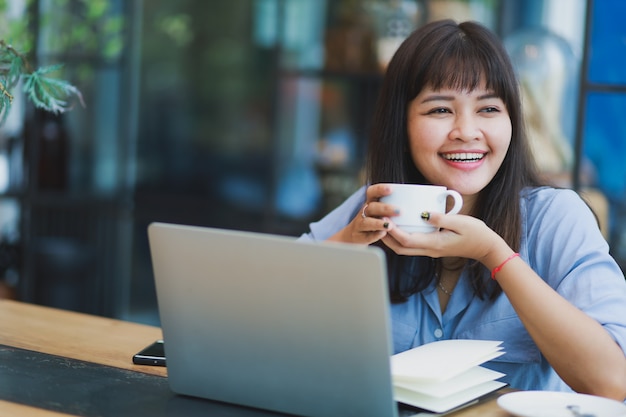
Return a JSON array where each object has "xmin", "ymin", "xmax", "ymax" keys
[
  {"xmin": 394, "ymin": 209, "xmax": 400, "ymax": 215},
  {"xmin": 383, "ymin": 222, "xmax": 389, "ymax": 229},
  {"xmin": 421, "ymin": 211, "xmax": 430, "ymax": 221}
]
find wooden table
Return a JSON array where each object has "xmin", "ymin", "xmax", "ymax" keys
[{"xmin": 0, "ymin": 300, "xmax": 513, "ymax": 416}]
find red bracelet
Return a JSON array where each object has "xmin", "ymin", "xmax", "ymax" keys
[{"xmin": 491, "ymin": 253, "xmax": 520, "ymax": 279}]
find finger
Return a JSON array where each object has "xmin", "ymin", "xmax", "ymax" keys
[
  {"xmin": 360, "ymin": 202, "xmax": 390, "ymax": 221},
  {"xmin": 385, "ymin": 226, "xmax": 427, "ymax": 248},
  {"xmin": 366, "ymin": 183, "xmax": 393, "ymax": 201},
  {"xmin": 354, "ymin": 219, "xmax": 389, "ymax": 244},
  {"xmin": 361, "ymin": 215, "xmax": 393, "ymax": 232},
  {"xmin": 362, "ymin": 202, "xmax": 400, "ymax": 221},
  {"xmin": 388, "ymin": 220, "xmax": 465, "ymax": 258},
  {"xmin": 361, "ymin": 203, "xmax": 369, "ymax": 219},
  {"xmin": 421, "ymin": 211, "xmax": 462, "ymax": 233},
  {"xmin": 381, "ymin": 233, "xmax": 431, "ymax": 256},
  {"xmin": 364, "ymin": 184, "xmax": 401, "ymax": 220}
]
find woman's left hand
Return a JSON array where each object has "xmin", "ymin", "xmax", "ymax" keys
[{"xmin": 381, "ymin": 211, "xmax": 505, "ymax": 264}]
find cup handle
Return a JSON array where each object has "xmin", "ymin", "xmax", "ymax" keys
[{"xmin": 445, "ymin": 190, "xmax": 463, "ymax": 215}]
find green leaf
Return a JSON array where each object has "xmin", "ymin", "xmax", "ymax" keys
[
  {"xmin": 0, "ymin": 86, "xmax": 12, "ymax": 125},
  {"xmin": 22, "ymin": 65, "xmax": 84, "ymax": 114},
  {"xmin": 6, "ymin": 55, "xmax": 24, "ymax": 89},
  {"xmin": 86, "ymin": 0, "xmax": 108, "ymax": 20}
]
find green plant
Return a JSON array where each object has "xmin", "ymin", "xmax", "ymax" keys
[
  {"xmin": 0, "ymin": 0, "xmax": 125, "ymax": 127},
  {"xmin": 0, "ymin": 39, "xmax": 84, "ymax": 125}
]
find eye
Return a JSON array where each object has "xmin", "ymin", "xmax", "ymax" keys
[
  {"xmin": 480, "ymin": 106, "xmax": 500, "ymax": 113},
  {"xmin": 426, "ymin": 107, "xmax": 451, "ymax": 115}
]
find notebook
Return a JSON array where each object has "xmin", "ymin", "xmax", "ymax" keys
[
  {"xmin": 391, "ymin": 339, "xmax": 507, "ymax": 413},
  {"xmin": 147, "ymin": 222, "xmax": 400, "ymax": 417}
]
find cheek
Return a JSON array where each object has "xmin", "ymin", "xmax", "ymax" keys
[
  {"xmin": 407, "ymin": 123, "xmax": 441, "ymax": 153},
  {"xmin": 407, "ymin": 122, "xmax": 450, "ymax": 175},
  {"xmin": 483, "ymin": 116, "xmax": 512, "ymax": 154},
  {"xmin": 407, "ymin": 138, "xmax": 439, "ymax": 177},
  {"xmin": 495, "ymin": 124, "xmax": 513, "ymax": 155}
]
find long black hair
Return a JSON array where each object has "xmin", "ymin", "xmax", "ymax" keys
[{"xmin": 366, "ymin": 20, "xmax": 544, "ymax": 302}]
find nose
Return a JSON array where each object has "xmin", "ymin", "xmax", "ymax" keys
[{"xmin": 449, "ymin": 113, "xmax": 480, "ymax": 142}]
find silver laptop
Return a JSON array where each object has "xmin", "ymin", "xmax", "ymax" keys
[{"xmin": 148, "ymin": 222, "xmax": 400, "ymax": 417}]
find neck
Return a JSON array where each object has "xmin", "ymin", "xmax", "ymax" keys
[
  {"xmin": 441, "ymin": 257, "xmax": 465, "ymax": 271},
  {"xmin": 458, "ymin": 193, "xmax": 477, "ymax": 216},
  {"xmin": 437, "ymin": 263, "xmax": 463, "ymax": 313}
]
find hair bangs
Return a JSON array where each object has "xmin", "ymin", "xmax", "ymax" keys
[
  {"xmin": 411, "ymin": 29, "xmax": 509, "ymax": 101},
  {"xmin": 424, "ymin": 54, "xmax": 485, "ymax": 92}
]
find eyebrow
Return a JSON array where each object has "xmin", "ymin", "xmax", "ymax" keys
[{"xmin": 420, "ymin": 92, "xmax": 500, "ymax": 103}]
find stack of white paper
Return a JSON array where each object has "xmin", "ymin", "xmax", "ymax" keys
[{"xmin": 391, "ymin": 339, "xmax": 507, "ymax": 414}]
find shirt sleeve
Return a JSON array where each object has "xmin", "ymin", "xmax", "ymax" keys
[
  {"xmin": 297, "ymin": 186, "xmax": 367, "ymax": 242},
  {"xmin": 523, "ymin": 188, "xmax": 626, "ymax": 351}
]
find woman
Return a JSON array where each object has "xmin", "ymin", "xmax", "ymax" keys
[{"xmin": 299, "ymin": 20, "xmax": 626, "ymax": 399}]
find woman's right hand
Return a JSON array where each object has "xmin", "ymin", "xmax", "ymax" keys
[{"xmin": 328, "ymin": 183, "xmax": 399, "ymax": 245}]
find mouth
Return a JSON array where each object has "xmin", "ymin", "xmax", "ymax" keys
[{"xmin": 440, "ymin": 152, "xmax": 486, "ymax": 162}]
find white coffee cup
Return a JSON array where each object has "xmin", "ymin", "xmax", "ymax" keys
[{"xmin": 380, "ymin": 184, "xmax": 463, "ymax": 233}]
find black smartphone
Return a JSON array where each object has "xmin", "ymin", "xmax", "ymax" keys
[{"xmin": 132, "ymin": 340, "xmax": 166, "ymax": 366}]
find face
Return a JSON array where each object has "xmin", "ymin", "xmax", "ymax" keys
[{"xmin": 406, "ymin": 83, "xmax": 512, "ymax": 211}]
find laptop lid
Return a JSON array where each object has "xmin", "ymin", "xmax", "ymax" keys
[{"xmin": 148, "ymin": 222, "xmax": 398, "ymax": 417}]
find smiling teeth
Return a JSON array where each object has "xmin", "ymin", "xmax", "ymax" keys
[{"xmin": 442, "ymin": 152, "xmax": 484, "ymax": 162}]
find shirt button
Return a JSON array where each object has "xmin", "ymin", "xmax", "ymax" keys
[{"xmin": 434, "ymin": 328, "xmax": 443, "ymax": 338}]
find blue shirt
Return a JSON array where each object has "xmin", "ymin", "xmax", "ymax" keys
[{"xmin": 298, "ymin": 186, "xmax": 626, "ymax": 392}]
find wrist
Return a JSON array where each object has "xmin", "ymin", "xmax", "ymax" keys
[
  {"xmin": 328, "ymin": 228, "xmax": 349, "ymax": 243},
  {"xmin": 479, "ymin": 237, "xmax": 516, "ymax": 273},
  {"xmin": 490, "ymin": 253, "xmax": 520, "ymax": 279}
]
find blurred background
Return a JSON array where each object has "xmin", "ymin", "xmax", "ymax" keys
[{"xmin": 0, "ymin": 0, "xmax": 624, "ymax": 325}]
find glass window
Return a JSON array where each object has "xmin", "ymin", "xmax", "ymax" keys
[
  {"xmin": 581, "ymin": 0, "xmax": 626, "ymax": 269},
  {"xmin": 588, "ymin": 0, "xmax": 626, "ymax": 85},
  {"xmin": 582, "ymin": 92, "xmax": 626, "ymax": 258},
  {"xmin": 582, "ymin": 93, "xmax": 626, "ymax": 200}
]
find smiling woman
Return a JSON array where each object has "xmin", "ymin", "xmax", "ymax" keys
[{"xmin": 299, "ymin": 19, "xmax": 626, "ymax": 401}]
